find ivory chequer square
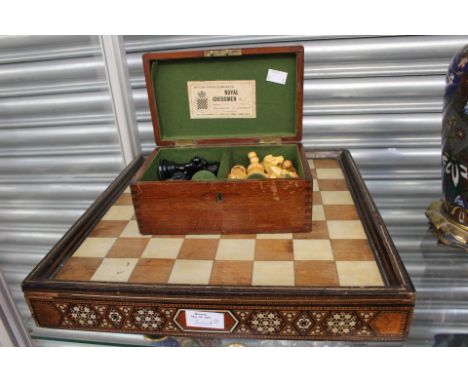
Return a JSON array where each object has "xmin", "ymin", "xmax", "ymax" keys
[
  {"xmin": 316, "ymin": 168, "xmax": 345, "ymax": 180},
  {"xmin": 142, "ymin": 238, "xmax": 184, "ymax": 259},
  {"xmin": 312, "ymin": 178, "xmax": 319, "ymax": 191},
  {"xmin": 168, "ymin": 260, "xmax": 213, "ymax": 284},
  {"xmin": 312, "ymin": 205, "xmax": 325, "ymax": 221},
  {"xmin": 120, "ymin": 220, "xmax": 151, "ymax": 238},
  {"xmin": 256, "ymin": 233, "xmax": 293, "ymax": 239},
  {"xmin": 293, "ymin": 239, "xmax": 333, "ymax": 260},
  {"xmin": 252, "ymin": 261, "xmax": 295, "ymax": 286},
  {"xmin": 327, "ymin": 220, "xmax": 367, "ymax": 240},
  {"xmin": 58, "ymin": 158, "xmax": 384, "ymax": 288},
  {"xmin": 216, "ymin": 239, "xmax": 255, "ymax": 260},
  {"xmin": 91, "ymin": 258, "xmax": 138, "ymax": 282},
  {"xmin": 73, "ymin": 238, "xmax": 116, "ymax": 258},
  {"xmin": 102, "ymin": 206, "xmax": 135, "ymax": 221},
  {"xmin": 321, "ymin": 191, "xmax": 354, "ymax": 205},
  {"xmin": 336, "ymin": 261, "xmax": 384, "ymax": 286}
]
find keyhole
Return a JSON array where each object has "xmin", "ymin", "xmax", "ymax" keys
[{"xmin": 216, "ymin": 193, "xmax": 224, "ymax": 203}]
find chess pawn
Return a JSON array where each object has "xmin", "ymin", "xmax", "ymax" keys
[
  {"xmin": 281, "ymin": 159, "xmax": 298, "ymax": 178},
  {"xmin": 228, "ymin": 165, "xmax": 247, "ymax": 180},
  {"xmin": 247, "ymin": 163, "xmax": 266, "ymax": 176},
  {"xmin": 247, "ymin": 152, "xmax": 265, "ymax": 176},
  {"xmin": 247, "ymin": 151, "xmax": 258, "ymax": 161},
  {"xmin": 281, "ymin": 168, "xmax": 299, "ymax": 178},
  {"xmin": 282, "ymin": 160, "xmax": 294, "ymax": 171}
]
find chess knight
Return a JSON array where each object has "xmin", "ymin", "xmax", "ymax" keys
[{"xmin": 427, "ymin": 44, "xmax": 468, "ymax": 250}]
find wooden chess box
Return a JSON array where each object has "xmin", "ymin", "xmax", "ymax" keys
[
  {"xmin": 23, "ymin": 150, "xmax": 415, "ymax": 341},
  {"xmin": 132, "ymin": 46, "xmax": 313, "ymax": 235}
]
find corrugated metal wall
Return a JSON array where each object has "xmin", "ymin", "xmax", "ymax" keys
[
  {"xmin": 2, "ymin": 35, "xmax": 468, "ymax": 346},
  {"xmin": 0, "ymin": 36, "xmax": 125, "ymax": 344}
]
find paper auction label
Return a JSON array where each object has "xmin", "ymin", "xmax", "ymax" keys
[
  {"xmin": 187, "ymin": 80, "xmax": 256, "ymax": 119},
  {"xmin": 185, "ymin": 310, "xmax": 225, "ymax": 330}
]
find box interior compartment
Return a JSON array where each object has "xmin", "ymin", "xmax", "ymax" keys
[
  {"xmin": 140, "ymin": 144, "xmax": 305, "ymax": 182},
  {"xmin": 150, "ymin": 53, "xmax": 299, "ymax": 142}
]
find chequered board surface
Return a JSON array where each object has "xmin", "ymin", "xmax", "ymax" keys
[{"xmin": 54, "ymin": 159, "xmax": 384, "ymax": 287}]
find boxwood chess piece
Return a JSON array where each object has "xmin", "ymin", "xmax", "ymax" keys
[
  {"xmin": 158, "ymin": 156, "xmax": 220, "ymax": 180},
  {"xmin": 426, "ymin": 44, "xmax": 468, "ymax": 251},
  {"xmin": 228, "ymin": 151, "xmax": 299, "ymax": 180}
]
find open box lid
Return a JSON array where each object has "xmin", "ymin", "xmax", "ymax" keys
[{"xmin": 142, "ymin": 46, "xmax": 304, "ymax": 146}]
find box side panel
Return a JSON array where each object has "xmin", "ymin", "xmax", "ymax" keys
[
  {"xmin": 26, "ymin": 292, "xmax": 414, "ymax": 341},
  {"xmin": 133, "ymin": 179, "xmax": 311, "ymax": 234}
]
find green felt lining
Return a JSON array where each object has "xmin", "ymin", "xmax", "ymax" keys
[
  {"xmin": 140, "ymin": 145, "xmax": 305, "ymax": 182},
  {"xmin": 150, "ymin": 53, "xmax": 298, "ymax": 142}
]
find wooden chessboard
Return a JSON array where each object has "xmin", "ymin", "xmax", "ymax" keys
[
  {"xmin": 24, "ymin": 151, "xmax": 414, "ymax": 341},
  {"xmin": 54, "ymin": 158, "xmax": 383, "ymax": 288}
]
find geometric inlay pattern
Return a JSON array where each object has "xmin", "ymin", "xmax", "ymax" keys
[
  {"xmin": 107, "ymin": 306, "xmax": 124, "ymax": 328},
  {"xmin": 68, "ymin": 304, "xmax": 99, "ymax": 327},
  {"xmin": 132, "ymin": 307, "xmax": 165, "ymax": 331},
  {"xmin": 294, "ymin": 312, "xmax": 314, "ymax": 334},
  {"xmin": 326, "ymin": 312, "xmax": 358, "ymax": 335},
  {"xmin": 247, "ymin": 311, "xmax": 284, "ymax": 335}
]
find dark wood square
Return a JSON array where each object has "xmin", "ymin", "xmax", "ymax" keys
[
  {"xmin": 210, "ymin": 260, "xmax": 253, "ymax": 285},
  {"xmin": 55, "ymin": 257, "xmax": 103, "ymax": 281},
  {"xmin": 255, "ymin": 239, "xmax": 293, "ymax": 260},
  {"xmin": 114, "ymin": 193, "xmax": 133, "ymax": 205},
  {"xmin": 317, "ymin": 179, "xmax": 349, "ymax": 191},
  {"xmin": 294, "ymin": 260, "xmax": 339, "ymax": 286},
  {"xmin": 221, "ymin": 234, "xmax": 257, "ymax": 239},
  {"xmin": 314, "ymin": 159, "xmax": 341, "ymax": 168},
  {"xmin": 324, "ymin": 205, "xmax": 359, "ymax": 220},
  {"xmin": 293, "ymin": 221, "xmax": 329, "ymax": 239},
  {"xmin": 128, "ymin": 259, "xmax": 175, "ymax": 284},
  {"xmin": 107, "ymin": 238, "xmax": 150, "ymax": 258},
  {"xmin": 313, "ymin": 191, "xmax": 322, "ymax": 205},
  {"xmin": 178, "ymin": 239, "xmax": 219, "ymax": 260},
  {"xmin": 89, "ymin": 221, "xmax": 128, "ymax": 237},
  {"xmin": 331, "ymin": 239, "xmax": 375, "ymax": 261}
]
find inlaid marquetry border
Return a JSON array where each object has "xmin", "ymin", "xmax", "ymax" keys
[{"xmin": 27, "ymin": 297, "xmax": 412, "ymax": 341}]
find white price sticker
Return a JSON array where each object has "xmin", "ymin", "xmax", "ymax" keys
[
  {"xmin": 266, "ymin": 68, "xmax": 288, "ymax": 85},
  {"xmin": 185, "ymin": 310, "xmax": 225, "ymax": 330}
]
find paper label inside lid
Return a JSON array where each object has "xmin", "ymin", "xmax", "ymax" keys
[{"xmin": 187, "ymin": 80, "xmax": 256, "ymax": 119}]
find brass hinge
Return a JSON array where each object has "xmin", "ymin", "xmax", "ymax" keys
[
  {"xmin": 174, "ymin": 139, "xmax": 195, "ymax": 147},
  {"xmin": 204, "ymin": 49, "xmax": 242, "ymax": 57},
  {"xmin": 259, "ymin": 137, "xmax": 282, "ymax": 144}
]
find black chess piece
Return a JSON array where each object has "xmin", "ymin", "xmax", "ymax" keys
[{"xmin": 158, "ymin": 156, "xmax": 220, "ymax": 180}]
